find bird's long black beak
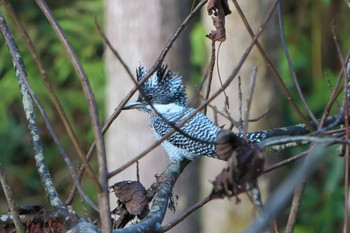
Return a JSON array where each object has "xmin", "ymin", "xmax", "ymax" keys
[{"xmin": 122, "ymin": 101, "xmax": 146, "ymax": 110}]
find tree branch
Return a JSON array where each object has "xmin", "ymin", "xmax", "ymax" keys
[
  {"xmin": 0, "ymin": 0, "xmax": 101, "ymax": 194},
  {"xmin": 0, "ymin": 164, "xmax": 24, "ymax": 233},
  {"xmin": 34, "ymin": 0, "xmax": 110, "ymax": 230},
  {"xmin": 0, "ymin": 12, "xmax": 68, "ymax": 216},
  {"xmin": 244, "ymin": 143, "xmax": 329, "ymax": 233},
  {"xmin": 111, "ymin": 161, "xmax": 189, "ymax": 233}
]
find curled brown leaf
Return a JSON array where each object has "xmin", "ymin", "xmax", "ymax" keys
[
  {"xmin": 110, "ymin": 180, "xmax": 150, "ymax": 228},
  {"xmin": 206, "ymin": 0, "xmax": 231, "ymax": 42},
  {"xmin": 211, "ymin": 130, "xmax": 264, "ymax": 198}
]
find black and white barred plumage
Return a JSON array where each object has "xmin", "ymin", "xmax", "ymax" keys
[
  {"xmin": 150, "ymin": 107, "xmax": 221, "ymax": 161},
  {"xmin": 123, "ymin": 65, "xmax": 266, "ymax": 161}
]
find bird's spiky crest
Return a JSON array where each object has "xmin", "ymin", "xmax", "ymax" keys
[{"xmin": 136, "ymin": 65, "xmax": 188, "ymax": 106}]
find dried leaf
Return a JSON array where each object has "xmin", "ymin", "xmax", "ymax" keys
[
  {"xmin": 206, "ymin": 0, "xmax": 231, "ymax": 42},
  {"xmin": 212, "ymin": 130, "xmax": 264, "ymax": 198},
  {"xmin": 111, "ymin": 180, "xmax": 150, "ymax": 217}
]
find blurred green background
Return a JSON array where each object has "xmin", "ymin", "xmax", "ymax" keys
[
  {"xmin": 0, "ymin": 0, "xmax": 349, "ymax": 232},
  {"xmin": 0, "ymin": 0, "xmax": 104, "ymax": 214}
]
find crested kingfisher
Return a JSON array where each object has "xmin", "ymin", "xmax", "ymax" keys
[{"xmin": 123, "ymin": 65, "xmax": 266, "ymax": 162}]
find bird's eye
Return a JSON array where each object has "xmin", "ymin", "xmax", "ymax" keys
[{"xmin": 146, "ymin": 95, "xmax": 153, "ymax": 100}]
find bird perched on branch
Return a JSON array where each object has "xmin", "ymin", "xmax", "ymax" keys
[{"xmin": 123, "ymin": 65, "xmax": 266, "ymax": 162}]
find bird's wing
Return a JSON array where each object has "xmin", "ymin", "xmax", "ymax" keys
[{"xmin": 151, "ymin": 109, "xmax": 220, "ymax": 157}]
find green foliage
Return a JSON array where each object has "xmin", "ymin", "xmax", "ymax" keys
[
  {"xmin": 190, "ymin": 21, "xmax": 207, "ymax": 85},
  {"xmin": 296, "ymin": 155, "xmax": 344, "ymax": 233},
  {"xmin": 0, "ymin": 0, "xmax": 104, "ymax": 207},
  {"xmin": 278, "ymin": 1, "xmax": 349, "ymax": 231}
]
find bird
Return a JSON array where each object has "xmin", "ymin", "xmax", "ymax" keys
[{"xmin": 123, "ymin": 65, "xmax": 267, "ymax": 162}]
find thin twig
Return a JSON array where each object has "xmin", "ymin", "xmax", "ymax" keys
[
  {"xmin": 324, "ymin": 71, "xmax": 341, "ymax": 109},
  {"xmin": 244, "ymin": 144, "xmax": 329, "ymax": 233},
  {"xmin": 277, "ymin": 1, "xmax": 318, "ymax": 124},
  {"xmin": 34, "ymin": 0, "xmax": 110, "ymax": 230},
  {"xmin": 259, "ymin": 135, "xmax": 348, "ymax": 150},
  {"xmin": 0, "ymin": 0, "xmax": 101, "ymax": 193},
  {"xmin": 331, "ymin": 20, "xmax": 350, "ymax": 233},
  {"xmin": 243, "ymin": 66, "xmax": 257, "ymax": 139},
  {"xmin": 262, "ymin": 150, "xmax": 309, "ymax": 175},
  {"xmin": 285, "ymin": 181, "xmax": 306, "ymax": 233},
  {"xmin": 238, "ymin": 76, "xmax": 243, "ymax": 132},
  {"xmin": 246, "ymin": 185, "xmax": 272, "ymax": 233},
  {"xmin": 212, "ymin": 102, "xmax": 268, "ymax": 129},
  {"xmin": 109, "ymin": 0, "xmax": 279, "ymax": 177},
  {"xmin": 0, "ymin": 12, "xmax": 99, "ymax": 212},
  {"xmin": 95, "ymin": 16, "xmax": 134, "ymax": 80},
  {"xmin": 203, "ymin": 40, "xmax": 216, "ymax": 115},
  {"xmin": 318, "ymin": 49, "xmax": 350, "ymax": 128},
  {"xmin": 0, "ymin": 12, "xmax": 68, "ymax": 214},
  {"xmin": 231, "ymin": 0, "xmax": 313, "ymax": 131},
  {"xmin": 107, "ymin": 0, "xmax": 208, "ymax": 132},
  {"xmin": 0, "ymin": 164, "xmax": 24, "ymax": 233},
  {"xmin": 66, "ymin": 15, "xmax": 137, "ymax": 205},
  {"xmin": 111, "ymin": 161, "xmax": 189, "ymax": 233},
  {"xmin": 159, "ymin": 195, "xmax": 213, "ymax": 232},
  {"xmin": 216, "ymin": 41, "xmax": 230, "ymax": 109}
]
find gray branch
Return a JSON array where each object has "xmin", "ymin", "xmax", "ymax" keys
[
  {"xmin": 0, "ymin": 164, "xmax": 24, "ymax": 233},
  {"xmin": 112, "ymin": 161, "xmax": 188, "ymax": 233},
  {"xmin": 0, "ymin": 12, "xmax": 68, "ymax": 215},
  {"xmin": 244, "ymin": 143, "xmax": 329, "ymax": 233}
]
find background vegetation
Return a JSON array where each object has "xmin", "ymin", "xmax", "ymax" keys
[
  {"xmin": 0, "ymin": 0, "xmax": 104, "ymax": 209},
  {"xmin": 0, "ymin": 0, "xmax": 349, "ymax": 232}
]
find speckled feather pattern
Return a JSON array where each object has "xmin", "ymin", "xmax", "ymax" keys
[
  {"xmin": 149, "ymin": 107, "xmax": 221, "ymax": 161},
  {"xmin": 136, "ymin": 65, "xmax": 188, "ymax": 107},
  {"xmin": 134, "ymin": 65, "xmax": 267, "ymax": 161}
]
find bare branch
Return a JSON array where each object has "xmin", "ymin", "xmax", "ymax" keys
[
  {"xmin": 285, "ymin": 182, "xmax": 306, "ymax": 233},
  {"xmin": 0, "ymin": 12, "xmax": 68, "ymax": 214},
  {"xmin": 203, "ymin": 40, "xmax": 216, "ymax": 115},
  {"xmin": 242, "ymin": 66, "xmax": 257, "ymax": 139},
  {"xmin": 34, "ymin": 0, "xmax": 110, "ymax": 230},
  {"xmin": 159, "ymin": 195, "xmax": 213, "ymax": 232},
  {"xmin": 0, "ymin": 0, "xmax": 101, "ymax": 193},
  {"xmin": 231, "ymin": 0, "xmax": 314, "ymax": 131},
  {"xmin": 263, "ymin": 150, "xmax": 309, "ymax": 174},
  {"xmin": 277, "ymin": 1, "xmax": 318, "ymax": 124},
  {"xmin": 244, "ymin": 143, "xmax": 329, "ymax": 233},
  {"xmin": 111, "ymin": 161, "xmax": 189, "ymax": 233},
  {"xmin": 0, "ymin": 164, "xmax": 24, "ymax": 233}
]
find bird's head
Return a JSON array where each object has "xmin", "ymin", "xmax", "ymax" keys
[{"xmin": 123, "ymin": 65, "xmax": 188, "ymax": 112}]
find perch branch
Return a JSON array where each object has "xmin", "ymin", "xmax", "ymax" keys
[
  {"xmin": 102, "ymin": 0, "xmax": 208, "ymax": 139},
  {"xmin": 34, "ymin": 0, "xmax": 110, "ymax": 230},
  {"xmin": 0, "ymin": 10, "xmax": 98, "ymax": 211},
  {"xmin": 1, "ymin": 0, "xmax": 101, "ymax": 193},
  {"xmin": 0, "ymin": 12, "xmax": 68, "ymax": 215},
  {"xmin": 109, "ymin": 0, "xmax": 278, "ymax": 176},
  {"xmin": 111, "ymin": 161, "xmax": 189, "ymax": 233}
]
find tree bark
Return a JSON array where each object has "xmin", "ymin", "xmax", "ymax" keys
[
  {"xmin": 105, "ymin": 1, "xmax": 199, "ymax": 232},
  {"xmin": 201, "ymin": 0, "xmax": 280, "ymax": 232}
]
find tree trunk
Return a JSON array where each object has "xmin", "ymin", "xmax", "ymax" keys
[
  {"xmin": 105, "ymin": 1, "xmax": 199, "ymax": 232},
  {"xmin": 201, "ymin": 0, "xmax": 280, "ymax": 232}
]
